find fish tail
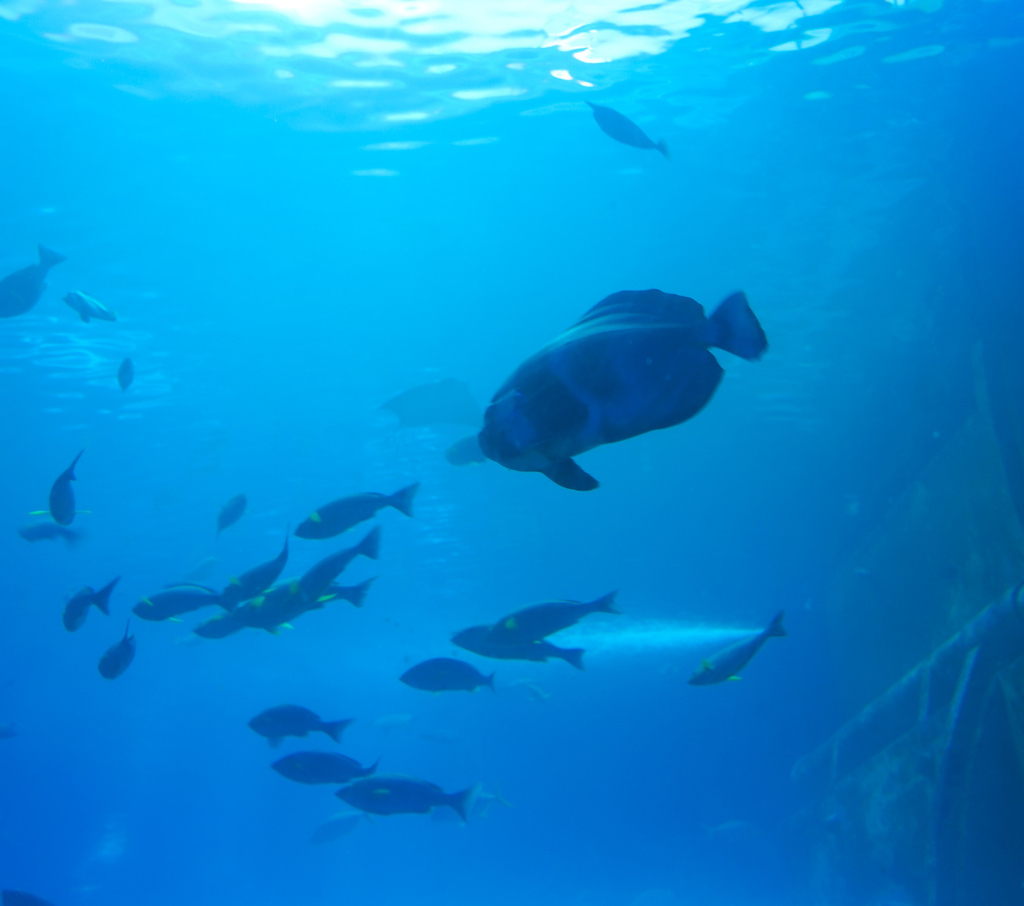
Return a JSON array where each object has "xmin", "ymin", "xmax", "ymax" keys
[
  {"xmin": 67, "ymin": 449, "xmax": 84, "ymax": 479},
  {"xmin": 80, "ymin": 311, "xmax": 91, "ymax": 323},
  {"xmin": 388, "ymin": 482, "xmax": 420, "ymax": 517},
  {"xmin": 485, "ymin": 672, "xmax": 497, "ymax": 694},
  {"xmin": 656, "ymin": 138, "xmax": 671, "ymax": 161},
  {"xmin": 766, "ymin": 611, "xmax": 787, "ymax": 638},
  {"xmin": 588, "ymin": 590, "xmax": 620, "ymax": 615},
  {"xmin": 356, "ymin": 526, "xmax": 381, "ymax": 561},
  {"xmin": 447, "ymin": 782, "xmax": 483, "ymax": 823},
  {"xmin": 349, "ymin": 577, "xmax": 377, "ymax": 609},
  {"xmin": 560, "ymin": 647, "xmax": 586, "ymax": 671},
  {"xmin": 704, "ymin": 291, "xmax": 768, "ymax": 361},
  {"xmin": 364, "ymin": 758, "xmax": 381, "ymax": 776},
  {"xmin": 38, "ymin": 244, "xmax": 67, "ymax": 271},
  {"xmin": 323, "ymin": 718, "xmax": 354, "ymax": 743},
  {"xmin": 93, "ymin": 576, "xmax": 120, "ymax": 615}
]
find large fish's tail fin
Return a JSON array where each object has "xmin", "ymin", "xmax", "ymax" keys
[
  {"xmin": 93, "ymin": 576, "xmax": 120, "ymax": 615},
  {"xmin": 765, "ymin": 611, "xmax": 787, "ymax": 638},
  {"xmin": 446, "ymin": 782, "xmax": 483, "ymax": 823},
  {"xmin": 323, "ymin": 718, "xmax": 354, "ymax": 743},
  {"xmin": 387, "ymin": 482, "xmax": 419, "ymax": 517},
  {"xmin": 356, "ymin": 526, "xmax": 381, "ymax": 561},
  {"xmin": 445, "ymin": 434, "xmax": 487, "ymax": 466},
  {"xmin": 343, "ymin": 577, "xmax": 377, "ymax": 609},
  {"xmin": 656, "ymin": 138, "xmax": 671, "ymax": 161},
  {"xmin": 558, "ymin": 647, "xmax": 586, "ymax": 671},
  {"xmin": 705, "ymin": 292, "xmax": 768, "ymax": 361},
  {"xmin": 587, "ymin": 591, "xmax": 620, "ymax": 615},
  {"xmin": 38, "ymin": 245, "xmax": 67, "ymax": 271}
]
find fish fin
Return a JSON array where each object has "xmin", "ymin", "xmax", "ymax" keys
[
  {"xmin": 281, "ymin": 622, "xmax": 294, "ymax": 630},
  {"xmin": 168, "ymin": 617, "xmax": 183, "ymax": 623},
  {"xmin": 445, "ymin": 434, "xmax": 486, "ymax": 466},
  {"xmin": 588, "ymin": 591, "xmax": 620, "ymax": 615},
  {"xmin": 27, "ymin": 510, "xmax": 48, "ymax": 515},
  {"xmin": 541, "ymin": 459, "xmax": 599, "ymax": 492},
  {"xmin": 38, "ymin": 244, "xmax": 67, "ymax": 270},
  {"xmin": 141, "ymin": 597, "xmax": 153, "ymax": 607},
  {"xmin": 765, "ymin": 610, "xmax": 787, "ymax": 638},
  {"xmin": 229, "ymin": 576, "xmax": 241, "ymax": 586},
  {"xmin": 704, "ymin": 291, "xmax": 768, "ymax": 361},
  {"xmin": 93, "ymin": 576, "xmax": 119, "ymax": 615},
  {"xmin": 701, "ymin": 659, "xmax": 714, "ymax": 671},
  {"xmin": 309, "ymin": 511, "xmax": 322, "ymax": 524},
  {"xmin": 728, "ymin": 675, "xmax": 743, "ymax": 682},
  {"xmin": 66, "ymin": 449, "xmax": 84, "ymax": 479},
  {"xmin": 656, "ymin": 138, "xmax": 671, "ymax": 161},
  {"xmin": 356, "ymin": 526, "xmax": 381, "ymax": 561},
  {"xmin": 323, "ymin": 718, "xmax": 354, "ymax": 743},
  {"xmin": 388, "ymin": 482, "xmax": 419, "ymax": 517},
  {"xmin": 447, "ymin": 782, "xmax": 483, "ymax": 823},
  {"xmin": 561, "ymin": 647, "xmax": 586, "ymax": 671},
  {"xmin": 348, "ymin": 577, "xmax": 377, "ymax": 609},
  {"xmin": 485, "ymin": 672, "xmax": 497, "ymax": 694}
]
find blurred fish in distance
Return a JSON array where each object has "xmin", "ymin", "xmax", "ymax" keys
[
  {"xmin": 308, "ymin": 811, "xmax": 366, "ymax": 845},
  {"xmin": 380, "ymin": 379, "xmax": 482, "ymax": 428},
  {"xmin": 18, "ymin": 523, "xmax": 81, "ymax": 545},
  {"xmin": 217, "ymin": 493, "xmax": 247, "ymax": 533},
  {"xmin": 62, "ymin": 290, "xmax": 116, "ymax": 323},
  {"xmin": 117, "ymin": 356, "xmax": 134, "ymax": 390},
  {"xmin": 688, "ymin": 612, "xmax": 786, "ymax": 685},
  {"xmin": 586, "ymin": 101, "xmax": 670, "ymax": 159},
  {"xmin": 248, "ymin": 705, "xmax": 353, "ymax": 748},
  {"xmin": 272, "ymin": 751, "xmax": 378, "ymax": 785},
  {"xmin": 400, "ymin": 657, "xmax": 495, "ymax": 693},
  {"xmin": 337, "ymin": 775, "xmax": 481, "ymax": 822},
  {"xmin": 2, "ymin": 891, "xmax": 56, "ymax": 906}
]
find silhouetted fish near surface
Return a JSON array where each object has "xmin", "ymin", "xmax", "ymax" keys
[
  {"xmin": 309, "ymin": 811, "xmax": 365, "ymax": 845},
  {"xmin": 49, "ymin": 450, "xmax": 83, "ymax": 526},
  {"xmin": 485, "ymin": 592, "xmax": 619, "ymax": 644},
  {"xmin": 220, "ymin": 536, "xmax": 289, "ymax": 608},
  {"xmin": 132, "ymin": 584, "xmax": 223, "ymax": 621},
  {"xmin": 381, "ymin": 379, "xmax": 482, "ymax": 428},
  {"xmin": 0, "ymin": 245, "xmax": 66, "ymax": 318},
  {"xmin": 18, "ymin": 523, "xmax": 80, "ymax": 545},
  {"xmin": 217, "ymin": 494, "xmax": 247, "ymax": 534},
  {"xmin": 63, "ymin": 576, "xmax": 119, "ymax": 632},
  {"xmin": 452, "ymin": 626, "xmax": 584, "ymax": 670},
  {"xmin": 400, "ymin": 658, "xmax": 495, "ymax": 693},
  {"xmin": 586, "ymin": 101, "xmax": 669, "ymax": 159},
  {"xmin": 455, "ymin": 289, "xmax": 767, "ymax": 490},
  {"xmin": 272, "ymin": 751, "xmax": 378, "ymax": 785},
  {"xmin": 337, "ymin": 775, "xmax": 480, "ymax": 821},
  {"xmin": 688, "ymin": 612, "xmax": 786, "ymax": 685},
  {"xmin": 2, "ymin": 891, "xmax": 56, "ymax": 906},
  {"xmin": 117, "ymin": 357, "xmax": 134, "ymax": 391},
  {"xmin": 98, "ymin": 621, "xmax": 136, "ymax": 679},
  {"xmin": 248, "ymin": 705, "xmax": 353, "ymax": 748},
  {"xmin": 62, "ymin": 290, "xmax": 116, "ymax": 323},
  {"xmin": 296, "ymin": 485, "xmax": 418, "ymax": 540}
]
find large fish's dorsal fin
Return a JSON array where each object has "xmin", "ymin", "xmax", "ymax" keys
[
  {"xmin": 576, "ymin": 289, "xmax": 705, "ymax": 330},
  {"xmin": 541, "ymin": 459, "xmax": 599, "ymax": 492}
]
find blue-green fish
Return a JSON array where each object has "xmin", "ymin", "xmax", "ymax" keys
[
  {"xmin": 688, "ymin": 612, "xmax": 786, "ymax": 685},
  {"xmin": 485, "ymin": 592, "xmax": 618, "ymax": 643}
]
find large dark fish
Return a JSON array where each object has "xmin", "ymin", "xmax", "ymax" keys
[
  {"xmin": 381, "ymin": 379, "xmax": 482, "ymax": 428},
  {"xmin": 688, "ymin": 612, "xmax": 786, "ymax": 685},
  {"xmin": 2, "ymin": 891, "xmax": 56, "ymax": 906},
  {"xmin": 452, "ymin": 625, "xmax": 584, "ymax": 670},
  {"xmin": 295, "ymin": 486, "xmax": 418, "ymax": 540},
  {"xmin": 0, "ymin": 245, "xmax": 66, "ymax": 318},
  {"xmin": 272, "ymin": 751, "xmax": 378, "ymax": 785},
  {"xmin": 98, "ymin": 621, "xmax": 136, "ymax": 679},
  {"xmin": 336, "ymin": 775, "xmax": 480, "ymax": 821},
  {"xmin": 49, "ymin": 450, "xmax": 83, "ymax": 526},
  {"xmin": 308, "ymin": 811, "xmax": 364, "ymax": 845},
  {"xmin": 586, "ymin": 101, "xmax": 669, "ymax": 159},
  {"xmin": 117, "ymin": 357, "xmax": 134, "ymax": 391},
  {"xmin": 132, "ymin": 584, "xmax": 224, "ymax": 622},
  {"xmin": 485, "ymin": 592, "xmax": 619, "ymax": 644},
  {"xmin": 219, "ymin": 536, "xmax": 289, "ymax": 608},
  {"xmin": 456, "ymin": 289, "xmax": 767, "ymax": 490},
  {"xmin": 62, "ymin": 576, "xmax": 119, "ymax": 632},
  {"xmin": 400, "ymin": 657, "xmax": 495, "ymax": 693},
  {"xmin": 18, "ymin": 523, "xmax": 80, "ymax": 545},
  {"xmin": 248, "ymin": 705, "xmax": 353, "ymax": 748},
  {"xmin": 63, "ymin": 290, "xmax": 116, "ymax": 323},
  {"xmin": 217, "ymin": 494, "xmax": 247, "ymax": 534}
]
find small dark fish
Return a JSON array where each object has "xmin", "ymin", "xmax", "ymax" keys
[
  {"xmin": 308, "ymin": 811, "xmax": 364, "ymax": 845},
  {"xmin": 297, "ymin": 527, "xmax": 380, "ymax": 601},
  {"xmin": 485, "ymin": 592, "xmax": 619, "ymax": 644},
  {"xmin": 337, "ymin": 775, "xmax": 480, "ymax": 821},
  {"xmin": 585, "ymin": 101, "xmax": 670, "ymax": 159},
  {"xmin": 400, "ymin": 658, "xmax": 495, "ymax": 693},
  {"xmin": 295, "ymin": 485, "xmax": 418, "ymax": 540},
  {"xmin": 248, "ymin": 705, "xmax": 353, "ymax": 748},
  {"xmin": 0, "ymin": 245, "xmax": 66, "ymax": 318},
  {"xmin": 452, "ymin": 626, "xmax": 584, "ymax": 670},
  {"xmin": 62, "ymin": 576, "xmax": 119, "ymax": 632},
  {"xmin": 0, "ymin": 722, "xmax": 16, "ymax": 740},
  {"xmin": 217, "ymin": 494, "xmax": 247, "ymax": 534},
  {"xmin": 132, "ymin": 584, "xmax": 223, "ymax": 622},
  {"xmin": 18, "ymin": 523, "xmax": 80, "ymax": 545},
  {"xmin": 220, "ymin": 536, "xmax": 289, "ymax": 608},
  {"xmin": 117, "ymin": 357, "xmax": 134, "ymax": 391},
  {"xmin": 688, "ymin": 612, "xmax": 786, "ymax": 685},
  {"xmin": 49, "ymin": 450, "xmax": 83, "ymax": 526},
  {"xmin": 272, "ymin": 751, "xmax": 378, "ymax": 785},
  {"xmin": 63, "ymin": 290, "xmax": 116, "ymax": 323},
  {"xmin": 381, "ymin": 379, "xmax": 482, "ymax": 428},
  {"xmin": 98, "ymin": 621, "xmax": 136, "ymax": 680},
  {"xmin": 455, "ymin": 290, "xmax": 767, "ymax": 490},
  {"xmin": 2, "ymin": 891, "xmax": 56, "ymax": 906}
]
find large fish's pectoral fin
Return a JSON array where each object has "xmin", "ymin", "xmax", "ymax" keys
[
  {"xmin": 541, "ymin": 459, "xmax": 599, "ymax": 491},
  {"xmin": 727, "ymin": 675, "xmax": 742, "ymax": 682}
]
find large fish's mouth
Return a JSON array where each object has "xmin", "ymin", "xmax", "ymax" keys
[{"xmin": 555, "ymin": 618, "xmax": 757, "ymax": 656}]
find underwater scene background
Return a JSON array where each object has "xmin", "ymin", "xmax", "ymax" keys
[{"xmin": 1, "ymin": 0, "xmax": 1023, "ymax": 903}]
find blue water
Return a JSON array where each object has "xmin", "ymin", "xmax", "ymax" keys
[{"xmin": 1, "ymin": 0, "xmax": 1022, "ymax": 902}]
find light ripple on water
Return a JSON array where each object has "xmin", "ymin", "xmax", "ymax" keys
[{"xmin": 557, "ymin": 618, "xmax": 756, "ymax": 655}]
